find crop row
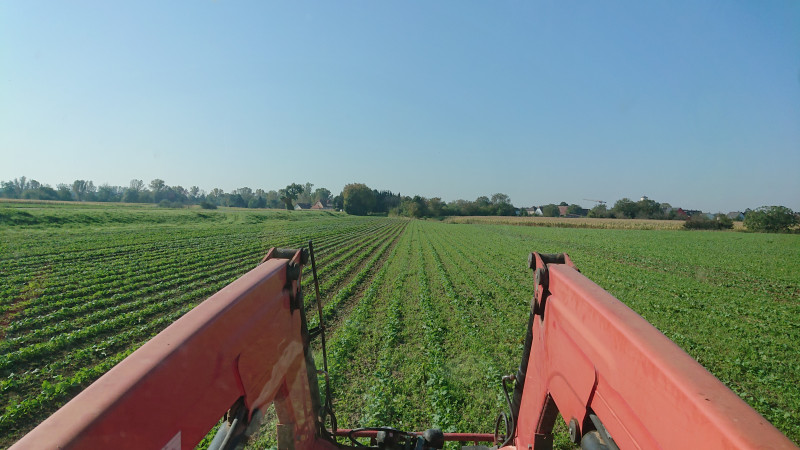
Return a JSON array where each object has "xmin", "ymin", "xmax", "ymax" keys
[
  {"xmin": 1, "ymin": 217, "xmax": 391, "ymax": 306},
  {"xmin": 1, "ymin": 216, "xmax": 407, "ymax": 445},
  {"xmin": 3, "ymin": 219, "xmax": 401, "ymax": 371},
  {"xmin": 310, "ymin": 222, "xmax": 405, "ymax": 327},
  {"xmin": 5, "ymin": 220, "xmax": 396, "ymax": 336},
  {"xmin": 1, "ymin": 219, "xmax": 389, "ymax": 310}
]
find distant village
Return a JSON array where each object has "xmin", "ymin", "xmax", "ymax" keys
[{"xmin": 520, "ymin": 196, "xmax": 746, "ymax": 222}]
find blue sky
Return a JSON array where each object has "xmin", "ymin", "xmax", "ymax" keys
[{"xmin": 2, "ymin": 1, "xmax": 798, "ymax": 212}]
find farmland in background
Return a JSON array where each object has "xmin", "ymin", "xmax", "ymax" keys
[
  {"xmin": 1, "ymin": 201, "xmax": 798, "ymax": 446},
  {"xmin": 443, "ymin": 215, "xmax": 746, "ymax": 230}
]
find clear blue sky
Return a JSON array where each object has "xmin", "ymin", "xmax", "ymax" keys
[{"xmin": 2, "ymin": 1, "xmax": 798, "ymax": 212}]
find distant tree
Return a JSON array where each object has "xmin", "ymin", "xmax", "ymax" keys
[
  {"xmin": 130, "ymin": 179, "xmax": 145, "ymax": 192},
  {"xmin": 279, "ymin": 183, "xmax": 304, "ymax": 210},
  {"xmin": 636, "ymin": 198, "xmax": 662, "ymax": 219},
  {"xmin": 122, "ymin": 188, "xmax": 140, "ymax": 203},
  {"xmin": 56, "ymin": 184, "xmax": 73, "ymax": 201},
  {"xmin": 120, "ymin": 180, "xmax": 143, "ymax": 203},
  {"xmin": 71, "ymin": 180, "xmax": 96, "ymax": 201},
  {"xmin": 148, "ymin": 179, "xmax": 167, "ymax": 202},
  {"xmin": 9, "ymin": 176, "xmax": 29, "ymax": 197},
  {"xmin": 248, "ymin": 196, "xmax": 267, "ymax": 209},
  {"xmin": 491, "ymin": 193, "xmax": 511, "ymax": 205},
  {"xmin": 207, "ymin": 188, "xmax": 225, "ymax": 206},
  {"xmin": 445, "ymin": 199, "xmax": 469, "ymax": 216},
  {"xmin": 588, "ymin": 204, "xmax": 608, "ymax": 218},
  {"xmin": 343, "ymin": 183, "xmax": 376, "ymax": 215},
  {"xmin": 1, "ymin": 180, "xmax": 15, "ymax": 198},
  {"xmin": 612, "ymin": 198, "xmax": 637, "ymax": 219},
  {"xmin": 374, "ymin": 190, "xmax": 401, "ymax": 213},
  {"xmin": 684, "ymin": 214, "xmax": 733, "ymax": 230},
  {"xmin": 715, "ymin": 214, "xmax": 734, "ymax": 230},
  {"xmin": 495, "ymin": 202, "xmax": 516, "ymax": 216},
  {"xmin": 744, "ymin": 206, "xmax": 798, "ymax": 233},
  {"xmin": 1, "ymin": 177, "xmax": 32, "ymax": 198},
  {"xmin": 149, "ymin": 179, "xmax": 166, "ymax": 193},
  {"xmin": 265, "ymin": 190, "xmax": 282, "ymax": 209},
  {"xmin": 169, "ymin": 185, "xmax": 189, "ymax": 204},
  {"xmin": 541, "ymin": 204, "xmax": 560, "ymax": 217},
  {"xmin": 428, "ymin": 197, "xmax": 446, "ymax": 217},
  {"xmin": 295, "ymin": 182, "xmax": 314, "ymax": 204},
  {"xmin": 227, "ymin": 194, "xmax": 246, "ymax": 208},
  {"xmin": 313, "ymin": 187, "xmax": 332, "ymax": 205},
  {"xmin": 189, "ymin": 186, "xmax": 202, "ymax": 203},
  {"xmin": 97, "ymin": 183, "xmax": 121, "ymax": 202},
  {"xmin": 32, "ymin": 185, "xmax": 59, "ymax": 200},
  {"xmin": 567, "ymin": 204, "xmax": 584, "ymax": 216},
  {"xmin": 332, "ymin": 194, "xmax": 344, "ymax": 210},
  {"xmin": 234, "ymin": 187, "xmax": 253, "ymax": 205}
]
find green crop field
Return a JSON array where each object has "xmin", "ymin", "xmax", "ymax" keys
[{"xmin": 2, "ymin": 202, "xmax": 799, "ymax": 447}]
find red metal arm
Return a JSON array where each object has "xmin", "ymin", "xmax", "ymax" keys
[
  {"xmin": 510, "ymin": 253, "xmax": 796, "ymax": 449},
  {"xmin": 12, "ymin": 248, "xmax": 336, "ymax": 450}
]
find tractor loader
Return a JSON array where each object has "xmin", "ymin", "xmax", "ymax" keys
[{"xmin": 11, "ymin": 246, "xmax": 797, "ymax": 449}]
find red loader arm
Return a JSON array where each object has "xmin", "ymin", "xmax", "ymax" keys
[
  {"xmin": 506, "ymin": 253, "xmax": 795, "ymax": 449},
  {"xmin": 12, "ymin": 248, "xmax": 336, "ymax": 450}
]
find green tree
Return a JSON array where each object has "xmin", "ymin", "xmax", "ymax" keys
[
  {"xmin": 122, "ymin": 188, "xmax": 139, "ymax": 203},
  {"xmin": 265, "ymin": 190, "xmax": 282, "ymax": 208},
  {"xmin": 588, "ymin": 204, "xmax": 608, "ymax": 218},
  {"xmin": 343, "ymin": 183, "xmax": 376, "ymax": 215},
  {"xmin": 97, "ymin": 184, "xmax": 119, "ymax": 202},
  {"xmin": 279, "ymin": 183, "xmax": 304, "ymax": 210},
  {"xmin": 744, "ymin": 206, "xmax": 798, "ymax": 233},
  {"xmin": 684, "ymin": 214, "xmax": 733, "ymax": 230},
  {"xmin": 567, "ymin": 204, "xmax": 584, "ymax": 216},
  {"xmin": 130, "ymin": 179, "xmax": 145, "ymax": 192},
  {"xmin": 233, "ymin": 187, "xmax": 253, "ymax": 205},
  {"xmin": 332, "ymin": 195, "xmax": 344, "ymax": 210},
  {"xmin": 636, "ymin": 198, "xmax": 662, "ymax": 219},
  {"xmin": 56, "ymin": 184, "xmax": 73, "ymax": 201},
  {"xmin": 491, "ymin": 193, "xmax": 511, "ymax": 205},
  {"xmin": 314, "ymin": 188, "xmax": 332, "ymax": 205},
  {"xmin": 71, "ymin": 180, "xmax": 96, "ymax": 201},
  {"xmin": 149, "ymin": 178, "xmax": 165, "ymax": 192},
  {"xmin": 189, "ymin": 186, "xmax": 202, "ymax": 202},
  {"xmin": 541, "ymin": 204, "xmax": 560, "ymax": 217},
  {"xmin": 612, "ymin": 198, "xmax": 637, "ymax": 218},
  {"xmin": 715, "ymin": 214, "xmax": 734, "ymax": 230},
  {"xmin": 149, "ymin": 179, "xmax": 167, "ymax": 202},
  {"xmin": 248, "ymin": 196, "xmax": 267, "ymax": 209},
  {"xmin": 428, "ymin": 197, "xmax": 445, "ymax": 217}
]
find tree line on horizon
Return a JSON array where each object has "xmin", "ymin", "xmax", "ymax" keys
[
  {"xmin": 0, "ymin": 176, "xmax": 334, "ymax": 210},
  {"xmin": 341, "ymin": 183, "xmax": 516, "ymax": 218},
  {"xmin": 0, "ymin": 176, "xmax": 520, "ymax": 218},
  {"xmin": 2, "ymin": 176, "xmax": 797, "ymax": 232}
]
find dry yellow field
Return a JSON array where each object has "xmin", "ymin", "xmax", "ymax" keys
[{"xmin": 442, "ymin": 215, "xmax": 745, "ymax": 230}]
